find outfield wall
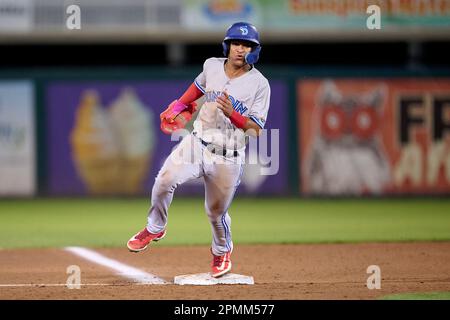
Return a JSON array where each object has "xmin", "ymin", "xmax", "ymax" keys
[{"xmin": 0, "ymin": 67, "xmax": 449, "ymax": 197}]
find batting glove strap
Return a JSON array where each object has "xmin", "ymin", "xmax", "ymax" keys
[{"xmin": 160, "ymin": 100, "xmax": 188, "ymax": 123}]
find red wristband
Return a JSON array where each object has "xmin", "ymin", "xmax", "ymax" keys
[{"xmin": 230, "ymin": 110, "xmax": 247, "ymax": 129}]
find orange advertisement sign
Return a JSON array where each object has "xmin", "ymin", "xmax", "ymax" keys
[{"xmin": 298, "ymin": 78, "xmax": 450, "ymax": 195}]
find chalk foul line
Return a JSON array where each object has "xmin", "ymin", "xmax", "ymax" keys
[{"xmin": 64, "ymin": 246, "xmax": 168, "ymax": 285}]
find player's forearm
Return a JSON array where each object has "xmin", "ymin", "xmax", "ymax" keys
[
  {"xmin": 179, "ymin": 83, "xmax": 204, "ymax": 105},
  {"xmin": 244, "ymin": 118, "xmax": 262, "ymax": 136}
]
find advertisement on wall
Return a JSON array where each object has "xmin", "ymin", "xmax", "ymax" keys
[
  {"xmin": 262, "ymin": 0, "xmax": 450, "ymax": 29},
  {"xmin": 45, "ymin": 80, "xmax": 288, "ymax": 196},
  {"xmin": 182, "ymin": 0, "xmax": 450, "ymax": 31},
  {"xmin": 0, "ymin": 0, "xmax": 33, "ymax": 32},
  {"xmin": 0, "ymin": 81, "xmax": 35, "ymax": 196},
  {"xmin": 298, "ymin": 78, "xmax": 450, "ymax": 196},
  {"xmin": 182, "ymin": 0, "xmax": 263, "ymax": 29}
]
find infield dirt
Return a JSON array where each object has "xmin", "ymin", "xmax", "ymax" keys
[{"xmin": 1, "ymin": 242, "xmax": 449, "ymax": 299}]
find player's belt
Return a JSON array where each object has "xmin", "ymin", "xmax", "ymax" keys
[{"xmin": 198, "ymin": 137, "xmax": 239, "ymax": 158}]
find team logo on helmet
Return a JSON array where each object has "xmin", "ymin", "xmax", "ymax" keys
[{"xmin": 239, "ymin": 26, "xmax": 248, "ymax": 35}]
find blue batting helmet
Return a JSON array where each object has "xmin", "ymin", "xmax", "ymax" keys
[{"xmin": 222, "ymin": 22, "xmax": 261, "ymax": 64}]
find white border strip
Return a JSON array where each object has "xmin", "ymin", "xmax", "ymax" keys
[{"xmin": 64, "ymin": 246, "xmax": 167, "ymax": 285}]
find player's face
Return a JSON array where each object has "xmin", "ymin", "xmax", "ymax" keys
[{"xmin": 228, "ymin": 40, "xmax": 253, "ymax": 67}]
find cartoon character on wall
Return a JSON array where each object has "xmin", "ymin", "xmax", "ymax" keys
[{"xmin": 305, "ymin": 80, "xmax": 391, "ymax": 195}]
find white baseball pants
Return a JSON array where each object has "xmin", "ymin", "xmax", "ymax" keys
[{"xmin": 146, "ymin": 133, "xmax": 243, "ymax": 255}]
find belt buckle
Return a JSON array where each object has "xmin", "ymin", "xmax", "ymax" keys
[
  {"xmin": 200, "ymin": 138, "xmax": 237, "ymax": 158},
  {"xmin": 223, "ymin": 148, "xmax": 238, "ymax": 158},
  {"xmin": 211, "ymin": 147, "xmax": 226, "ymax": 157}
]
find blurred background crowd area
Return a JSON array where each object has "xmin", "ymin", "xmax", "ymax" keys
[{"xmin": 0, "ymin": 0, "xmax": 449, "ymax": 198}]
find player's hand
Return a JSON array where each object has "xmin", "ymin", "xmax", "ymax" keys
[
  {"xmin": 216, "ymin": 91, "xmax": 233, "ymax": 117},
  {"xmin": 160, "ymin": 100, "xmax": 187, "ymax": 123},
  {"xmin": 160, "ymin": 100, "xmax": 198, "ymax": 135}
]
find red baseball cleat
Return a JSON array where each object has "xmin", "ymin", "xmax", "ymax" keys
[
  {"xmin": 127, "ymin": 228, "xmax": 166, "ymax": 252},
  {"xmin": 211, "ymin": 250, "xmax": 232, "ymax": 278}
]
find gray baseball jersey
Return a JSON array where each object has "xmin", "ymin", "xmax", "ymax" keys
[
  {"xmin": 194, "ymin": 57, "xmax": 271, "ymax": 152},
  {"xmin": 146, "ymin": 57, "xmax": 271, "ymax": 256}
]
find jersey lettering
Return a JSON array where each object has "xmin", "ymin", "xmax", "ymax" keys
[{"xmin": 205, "ymin": 90, "xmax": 248, "ymax": 115}]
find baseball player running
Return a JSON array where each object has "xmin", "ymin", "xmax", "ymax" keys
[{"xmin": 127, "ymin": 22, "xmax": 271, "ymax": 278}]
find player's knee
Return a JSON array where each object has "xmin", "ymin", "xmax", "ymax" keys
[
  {"xmin": 154, "ymin": 170, "xmax": 178, "ymax": 194},
  {"xmin": 205, "ymin": 201, "xmax": 226, "ymax": 219}
]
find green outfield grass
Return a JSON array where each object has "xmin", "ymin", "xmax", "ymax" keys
[
  {"xmin": 0, "ymin": 198, "xmax": 449, "ymax": 249},
  {"xmin": 381, "ymin": 292, "xmax": 450, "ymax": 300}
]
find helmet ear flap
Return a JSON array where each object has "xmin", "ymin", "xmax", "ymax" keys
[
  {"xmin": 244, "ymin": 45, "xmax": 261, "ymax": 64},
  {"xmin": 222, "ymin": 41, "xmax": 229, "ymax": 57}
]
